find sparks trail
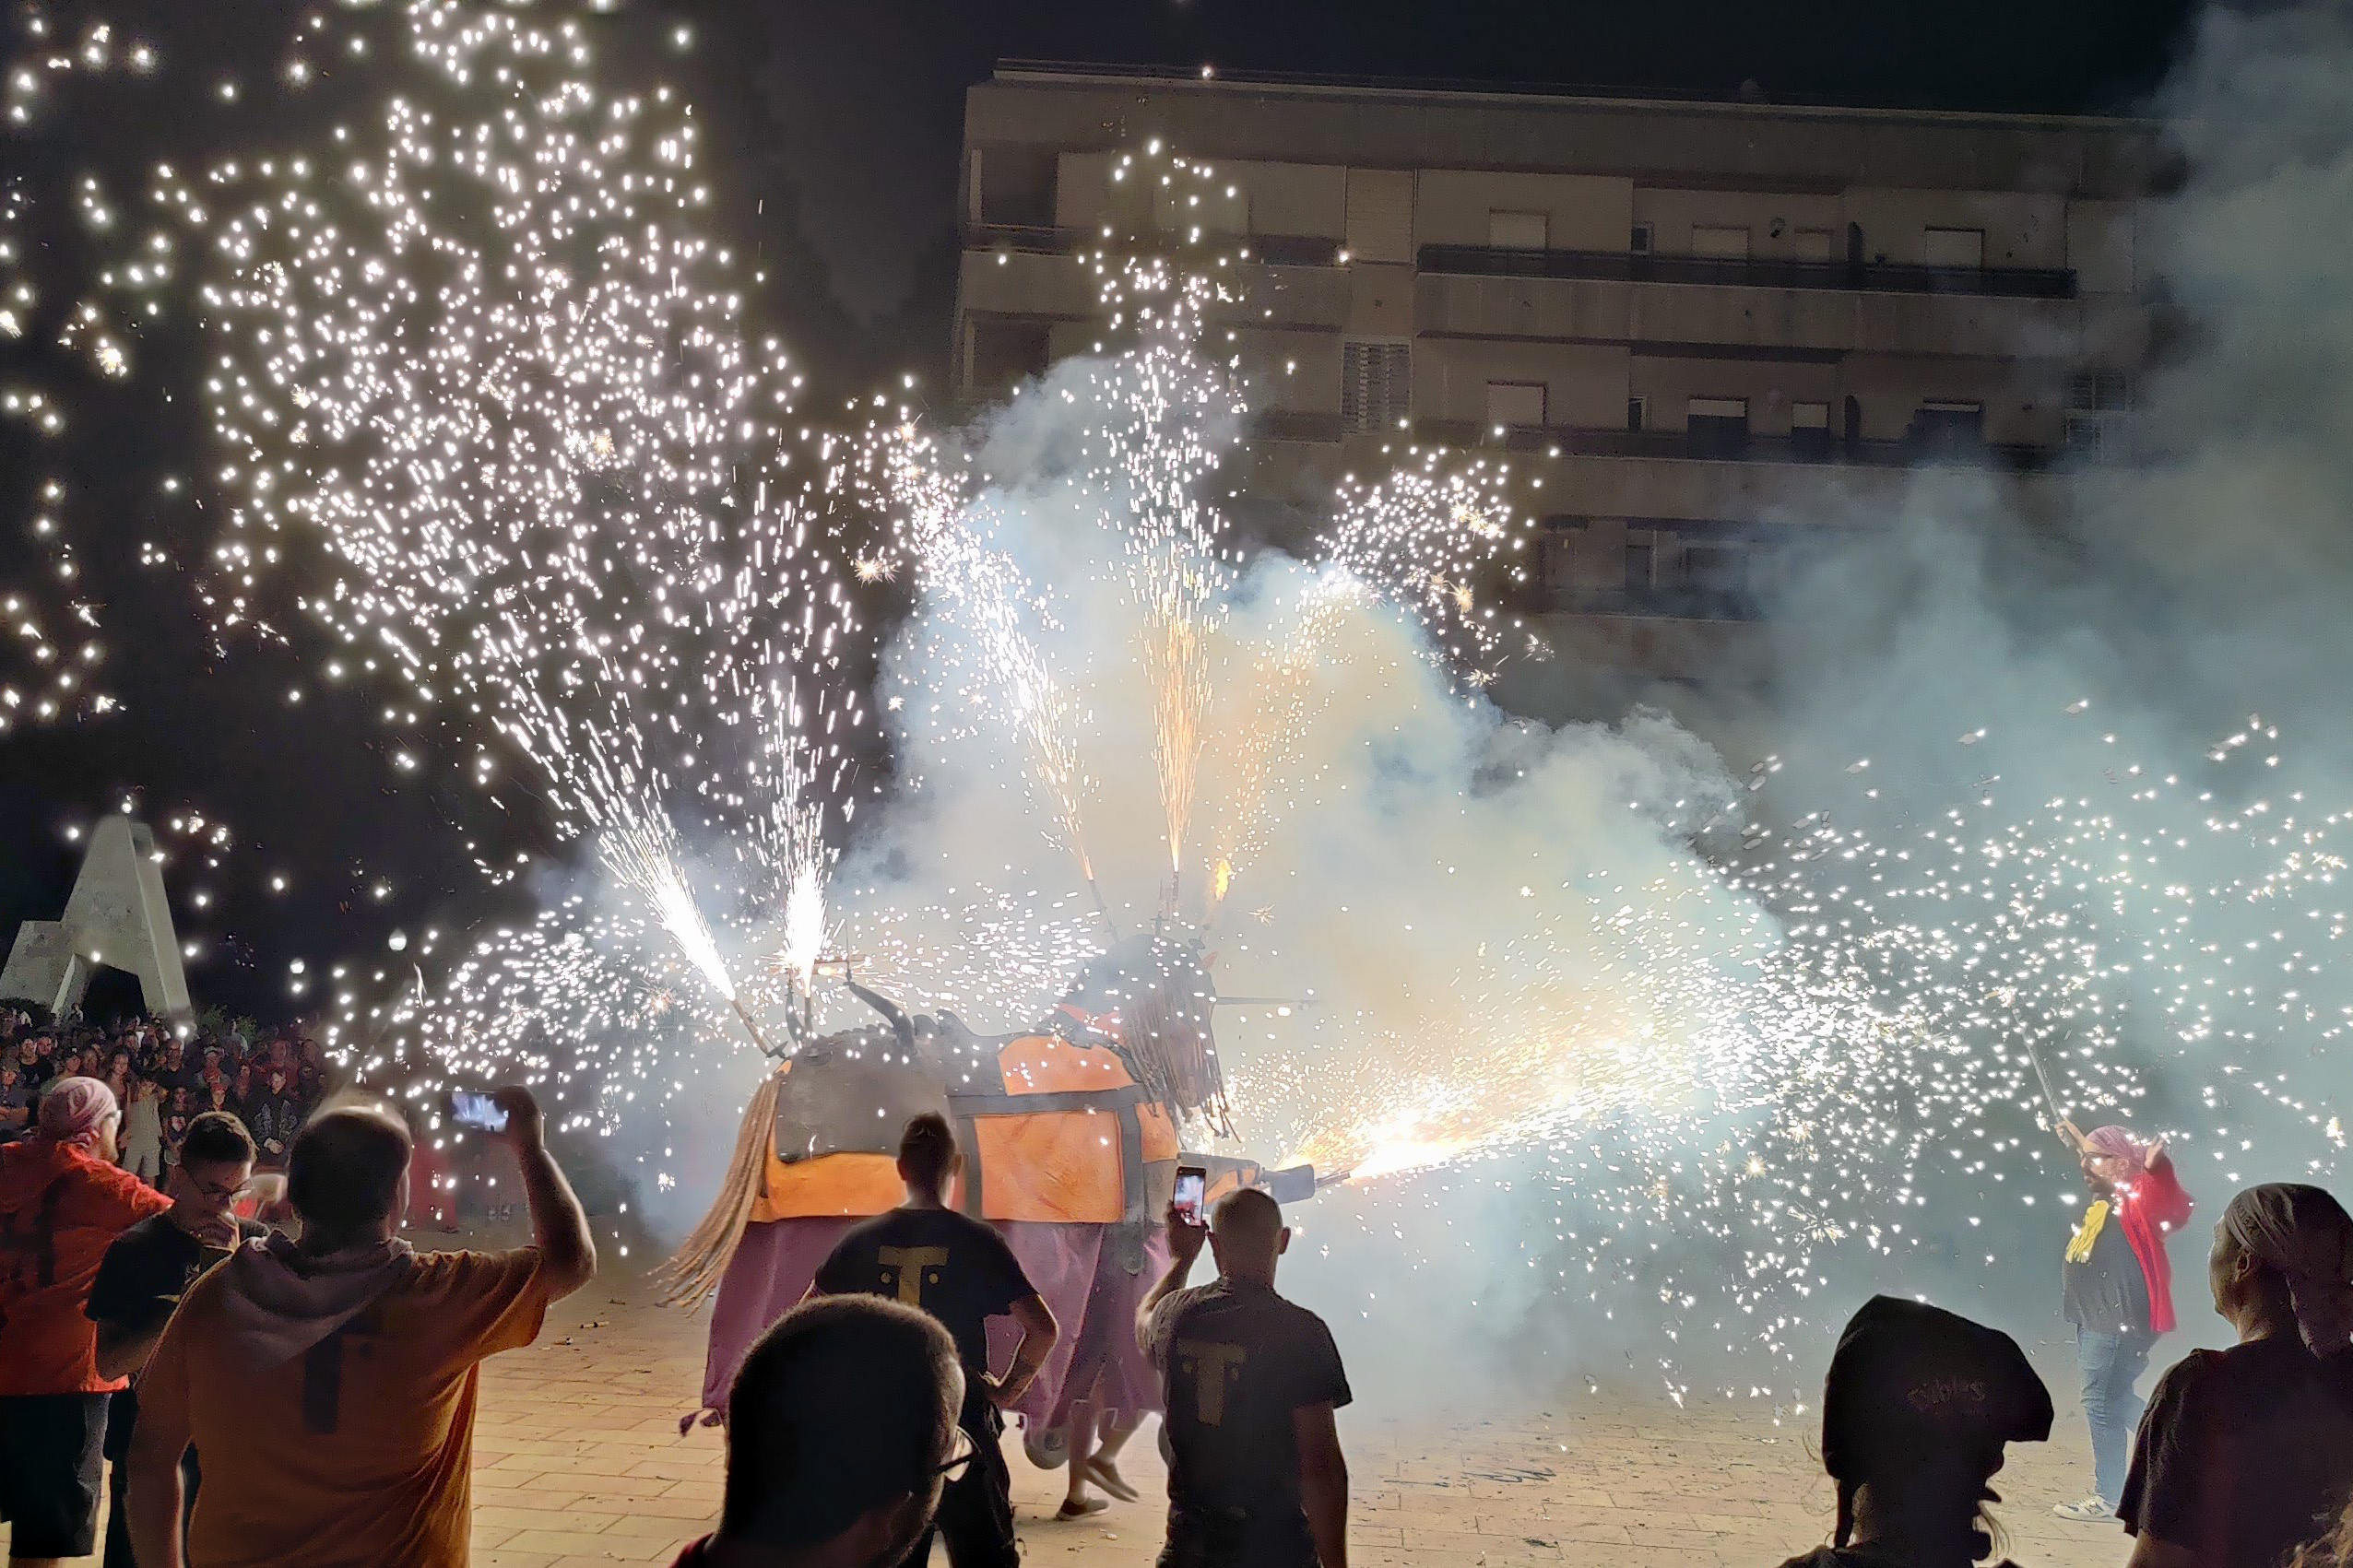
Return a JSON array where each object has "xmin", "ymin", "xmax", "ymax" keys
[{"xmin": 23, "ymin": 26, "xmax": 2353, "ymax": 1400}]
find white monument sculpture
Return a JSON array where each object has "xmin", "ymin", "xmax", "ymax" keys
[{"xmin": 1, "ymin": 814, "xmax": 192, "ymax": 1023}]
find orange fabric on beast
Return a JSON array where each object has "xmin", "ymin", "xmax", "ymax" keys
[
  {"xmin": 753, "ymin": 1151, "xmax": 921, "ymax": 1220},
  {"xmin": 973, "ymin": 1110, "xmax": 1125, "ymax": 1223}
]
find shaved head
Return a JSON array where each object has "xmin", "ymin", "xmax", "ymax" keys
[
  {"xmin": 1209, "ymin": 1186, "xmax": 1288, "ymax": 1283},
  {"xmin": 289, "ymin": 1102, "xmax": 412, "ymax": 1247}
]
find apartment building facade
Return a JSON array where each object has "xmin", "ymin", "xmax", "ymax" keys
[{"xmin": 950, "ymin": 63, "xmax": 2162, "ymax": 683}]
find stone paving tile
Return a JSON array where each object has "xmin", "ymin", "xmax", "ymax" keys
[{"xmin": 9, "ymin": 1252, "xmax": 2139, "ymax": 1567}]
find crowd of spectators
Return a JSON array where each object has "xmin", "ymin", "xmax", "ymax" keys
[
  {"xmin": 0, "ymin": 1008, "xmax": 332, "ymax": 1181},
  {"xmin": 9, "ymin": 1058, "xmax": 2353, "ymax": 1568}
]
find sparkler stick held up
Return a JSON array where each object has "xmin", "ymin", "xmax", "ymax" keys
[
  {"xmin": 729, "ymin": 996, "xmax": 781, "ymax": 1059},
  {"xmin": 2023, "ymin": 1035, "xmax": 2066, "ymax": 1126}
]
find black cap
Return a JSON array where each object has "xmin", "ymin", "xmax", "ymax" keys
[{"xmin": 1821, "ymin": 1296, "xmax": 2052, "ymax": 1482}]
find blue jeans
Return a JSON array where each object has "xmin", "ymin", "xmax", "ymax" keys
[{"xmin": 2076, "ymin": 1326, "xmax": 2156, "ymax": 1506}]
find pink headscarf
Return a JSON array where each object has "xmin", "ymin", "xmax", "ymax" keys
[
  {"xmin": 2083, "ymin": 1125, "xmax": 2148, "ymax": 1164},
  {"xmin": 38, "ymin": 1075, "xmax": 120, "ymax": 1149},
  {"xmin": 2222, "ymin": 1184, "xmax": 2353, "ymax": 1355}
]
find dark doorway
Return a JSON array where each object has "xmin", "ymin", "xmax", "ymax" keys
[
  {"xmin": 1846, "ymin": 222, "xmax": 1865, "ymax": 287},
  {"xmin": 1842, "ymin": 395, "xmax": 1862, "ymax": 454},
  {"xmin": 78, "ymin": 966, "xmax": 149, "ymax": 1024}
]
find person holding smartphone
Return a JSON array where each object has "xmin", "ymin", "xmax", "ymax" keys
[
  {"xmin": 126, "ymin": 1086, "xmax": 595, "ymax": 1568},
  {"xmin": 1137, "ymin": 1184, "xmax": 1352, "ymax": 1568}
]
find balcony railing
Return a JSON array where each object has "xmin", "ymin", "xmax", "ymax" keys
[
  {"xmin": 970, "ymin": 228, "xmax": 2076, "ymax": 299},
  {"xmin": 1537, "ymin": 585, "xmax": 1765, "ymax": 622},
  {"xmin": 1418, "ymin": 243, "xmax": 2077, "ymax": 300},
  {"xmin": 969, "ymin": 224, "xmax": 1341, "ymax": 267},
  {"xmin": 1408, "ymin": 419, "xmax": 2056, "ymax": 470}
]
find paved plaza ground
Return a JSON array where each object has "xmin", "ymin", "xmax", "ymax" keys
[{"xmin": 16, "ymin": 1240, "xmax": 2134, "ymax": 1567}]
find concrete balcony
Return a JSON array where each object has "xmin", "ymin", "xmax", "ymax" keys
[
  {"xmin": 957, "ymin": 243, "xmax": 1353, "ymax": 329},
  {"xmin": 1415, "ymin": 269, "xmax": 2096, "ymax": 360},
  {"xmin": 1419, "ymin": 243, "xmax": 2077, "ymax": 300},
  {"xmin": 1246, "ymin": 419, "xmax": 2069, "ymax": 528},
  {"xmin": 1523, "ymin": 610, "xmax": 1770, "ymax": 685}
]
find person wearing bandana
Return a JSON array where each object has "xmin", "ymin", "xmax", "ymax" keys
[
  {"xmin": 1778, "ymin": 1294, "xmax": 2053, "ymax": 1568},
  {"xmin": 2054, "ymin": 1118, "xmax": 2193, "ymax": 1524},
  {"xmin": 2121, "ymin": 1184, "xmax": 2353, "ymax": 1568}
]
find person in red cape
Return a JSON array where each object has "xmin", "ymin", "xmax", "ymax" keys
[{"xmin": 2053, "ymin": 1117, "xmax": 2193, "ymax": 1525}]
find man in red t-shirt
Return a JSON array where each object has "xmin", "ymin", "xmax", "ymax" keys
[{"xmin": 0, "ymin": 1076, "xmax": 172, "ymax": 1565}]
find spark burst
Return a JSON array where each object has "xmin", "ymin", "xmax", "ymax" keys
[{"xmin": 11, "ymin": 10, "xmax": 2348, "ymax": 1405}]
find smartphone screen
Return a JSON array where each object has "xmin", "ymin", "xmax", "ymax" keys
[
  {"xmin": 1173, "ymin": 1166, "xmax": 1207, "ymax": 1227},
  {"xmin": 450, "ymin": 1090, "xmax": 509, "ymax": 1134}
]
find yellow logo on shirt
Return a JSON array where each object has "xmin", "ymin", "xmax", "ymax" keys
[
  {"xmin": 1175, "ymin": 1340, "xmax": 1248, "ymax": 1425},
  {"xmin": 876, "ymin": 1245, "xmax": 949, "ymax": 1306}
]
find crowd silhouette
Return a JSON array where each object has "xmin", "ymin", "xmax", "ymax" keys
[{"xmin": 5, "ymin": 1077, "xmax": 2353, "ymax": 1568}]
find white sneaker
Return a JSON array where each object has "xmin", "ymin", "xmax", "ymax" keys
[{"xmin": 2053, "ymin": 1497, "xmax": 2119, "ymax": 1523}]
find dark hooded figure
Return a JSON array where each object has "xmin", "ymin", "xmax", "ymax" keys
[{"xmin": 1778, "ymin": 1295, "xmax": 2054, "ymax": 1568}]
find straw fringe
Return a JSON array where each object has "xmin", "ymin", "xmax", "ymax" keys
[{"xmin": 655, "ymin": 1067, "xmax": 785, "ymax": 1310}]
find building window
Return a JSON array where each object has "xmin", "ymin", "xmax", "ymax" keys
[
  {"xmin": 966, "ymin": 318, "xmax": 1053, "ymax": 395},
  {"xmin": 1790, "ymin": 400, "xmax": 1831, "ymax": 460},
  {"xmin": 1627, "ymin": 396, "xmax": 1647, "ymax": 432},
  {"xmin": 1683, "ymin": 541, "xmax": 1747, "ymax": 595},
  {"xmin": 1342, "ymin": 339, "xmax": 1412, "ymax": 433},
  {"xmin": 1630, "ymin": 223, "xmax": 1653, "ymax": 254},
  {"xmin": 1792, "ymin": 228, "xmax": 1836, "ymax": 263},
  {"xmin": 1488, "ymin": 210, "xmax": 1548, "ymax": 251},
  {"xmin": 1921, "ymin": 227, "xmax": 1986, "ymax": 269},
  {"xmin": 1910, "ymin": 399, "xmax": 1985, "ymax": 451},
  {"xmin": 1691, "ymin": 225, "xmax": 1750, "ymax": 259},
  {"xmin": 2069, "ymin": 370, "xmax": 2134, "ymax": 411},
  {"xmin": 1687, "ymin": 396, "xmax": 1751, "ymax": 458},
  {"xmin": 973, "ymin": 146, "xmax": 1058, "ymax": 229},
  {"xmin": 1485, "ymin": 381, "xmax": 1547, "ymax": 431},
  {"xmin": 1625, "ymin": 536, "xmax": 1656, "ymax": 590},
  {"xmin": 1344, "ymin": 170, "xmax": 1413, "ymax": 264}
]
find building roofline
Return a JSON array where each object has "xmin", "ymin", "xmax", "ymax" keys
[{"xmin": 988, "ymin": 59, "xmax": 2161, "ymax": 134}]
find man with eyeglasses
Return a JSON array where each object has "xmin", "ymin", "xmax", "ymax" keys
[
  {"xmin": 673, "ymin": 1295, "xmax": 972, "ymax": 1568},
  {"xmin": 86, "ymin": 1112, "xmax": 266, "ymax": 1568}
]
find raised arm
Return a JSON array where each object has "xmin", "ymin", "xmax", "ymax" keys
[
  {"xmin": 1136, "ymin": 1203, "xmax": 1208, "ymax": 1354},
  {"xmin": 494, "ymin": 1086, "xmax": 596, "ymax": 1300}
]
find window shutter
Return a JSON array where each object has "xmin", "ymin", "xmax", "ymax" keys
[{"xmin": 1342, "ymin": 340, "xmax": 1412, "ymax": 432}]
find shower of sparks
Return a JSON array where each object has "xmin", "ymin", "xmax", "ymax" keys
[
  {"xmin": 599, "ymin": 820, "xmax": 736, "ymax": 1004},
  {"xmin": 869, "ymin": 423, "xmax": 1099, "ymax": 884},
  {"xmin": 12, "ymin": 12, "xmax": 2352, "ymax": 1402},
  {"xmin": 181, "ymin": 3, "xmax": 878, "ymax": 1064}
]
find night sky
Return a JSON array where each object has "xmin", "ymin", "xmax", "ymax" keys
[{"xmin": 0, "ymin": 0, "xmax": 2199, "ymax": 1023}]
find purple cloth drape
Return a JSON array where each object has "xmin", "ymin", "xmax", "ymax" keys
[{"xmin": 697, "ymin": 1215, "xmax": 1168, "ymax": 1426}]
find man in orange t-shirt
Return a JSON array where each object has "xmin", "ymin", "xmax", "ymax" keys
[
  {"xmin": 0, "ymin": 1076, "xmax": 173, "ymax": 1567},
  {"xmin": 127, "ymin": 1088, "xmax": 595, "ymax": 1568}
]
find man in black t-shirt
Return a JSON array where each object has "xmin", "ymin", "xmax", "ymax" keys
[
  {"xmin": 1138, "ymin": 1187, "xmax": 1352, "ymax": 1568},
  {"xmin": 812, "ymin": 1114, "xmax": 1059, "ymax": 1568},
  {"xmin": 85, "ymin": 1111, "xmax": 267, "ymax": 1568}
]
